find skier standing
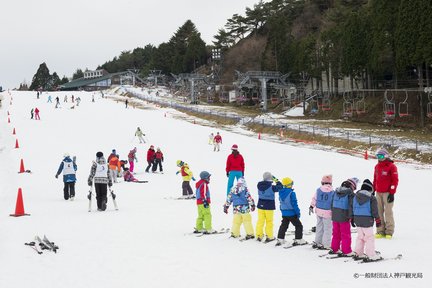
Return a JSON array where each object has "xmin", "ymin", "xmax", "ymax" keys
[
  {"xmin": 88, "ymin": 152, "xmax": 113, "ymax": 211},
  {"xmin": 208, "ymin": 133, "xmax": 214, "ymax": 145},
  {"xmin": 108, "ymin": 152, "xmax": 121, "ymax": 183},
  {"xmin": 373, "ymin": 148, "xmax": 398, "ymax": 239},
  {"xmin": 223, "ymin": 177, "xmax": 255, "ymax": 239},
  {"xmin": 34, "ymin": 107, "xmax": 40, "ymax": 120},
  {"xmin": 55, "ymin": 153, "xmax": 77, "ymax": 200},
  {"xmin": 329, "ymin": 177, "xmax": 358, "ymax": 256},
  {"xmin": 351, "ymin": 179, "xmax": 382, "ymax": 261},
  {"xmin": 176, "ymin": 160, "xmax": 195, "ymax": 199},
  {"xmin": 195, "ymin": 171, "xmax": 214, "ymax": 233},
  {"xmin": 135, "ymin": 127, "xmax": 146, "ymax": 143},
  {"xmin": 276, "ymin": 177, "xmax": 306, "ymax": 246},
  {"xmin": 64, "ymin": 95, "xmax": 68, "ymax": 102},
  {"xmin": 128, "ymin": 147, "xmax": 138, "ymax": 173},
  {"xmin": 125, "ymin": 99, "xmax": 128, "ymax": 108},
  {"xmin": 225, "ymin": 144, "xmax": 244, "ymax": 195},
  {"xmin": 145, "ymin": 145, "xmax": 155, "ymax": 173},
  {"xmin": 309, "ymin": 175, "xmax": 334, "ymax": 250},
  {"xmin": 255, "ymin": 172, "xmax": 282, "ymax": 242},
  {"xmin": 47, "ymin": 95, "xmax": 52, "ymax": 103},
  {"xmin": 213, "ymin": 132, "xmax": 222, "ymax": 151},
  {"xmin": 30, "ymin": 108, "xmax": 34, "ymax": 119},
  {"xmin": 152, "ymin": 147, "xmax": 164, "ymax": 173}
]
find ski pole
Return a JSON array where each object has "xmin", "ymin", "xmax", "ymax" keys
[
  {"xmin": 109, "ymin": 187, "xmax": 119, "ymax": 210},
  {"xmin": 87, "ymin": 185, "xmax": 93, "ymax": 212}
]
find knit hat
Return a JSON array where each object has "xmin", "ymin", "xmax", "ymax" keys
[
  {"xmin": 281, "ymin": 177, "xmax": 293, "ymax": 188},
  {"xmin": 199, "ymin": 171, "xmax": 211, "ymax": 180},
  {"xmin": 361, "ymin": 179, "xmax": 374, "ymax": 192},
  {"xmin": 347, "ymin": 177, "xmax": 359, "ymax": 190},
  {"xmin": 321, "ymin": 174, "xmax": 332, "ymax": 184},
  {"xmin": 112, "ymin": 149, "xmax": 116, "ymax": 154},
  {"xmin": 150, "ymin": 145, "xmax": 154, "ymax": 149},
  {"xmin": 96, "ymin": 151, "xmax": 103, "ymax": 158},
  {"xmin": 231, "ymin": 144, "xmax": 238, "ymax": 150},
  {"xmin": 263, "ymin": 172, "xmax": 272, "ymax": 181},
  {"xmin": 64, "ymin": 153, "xmax": 70, "ymax": 158}
]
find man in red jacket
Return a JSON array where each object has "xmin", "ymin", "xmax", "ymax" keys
[
  {"xmin": 225, "ymin": 144, "xmax": 245, "ymax": 195},
  {"xmin": 373, "ymin": 148, "xmax": 399, "ymax": 239},
  {"xmin": 145, "ymin": 145, "xmax": 156, "ymax": 173}
]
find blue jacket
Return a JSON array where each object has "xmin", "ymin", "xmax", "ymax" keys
[
  {"xmin": 56, "ymin": 157, "xmax": 77, "ymax": 183},
  {"xmin": 279, "ymin": 188, "xmax": 301, "ymax": 217},
  {"xmin": 331, "ymin": 186, "xmax": 354, "ymax": 223},
  {"xmin": 256, "ymin": 180, "xmax": 282, "ymax": 210}
]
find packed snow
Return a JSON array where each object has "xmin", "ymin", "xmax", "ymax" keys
[{"xmin": 0, "ymin": 90, "xmax": 430, "ymax": 288}]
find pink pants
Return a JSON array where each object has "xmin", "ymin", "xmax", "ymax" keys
[
  {"xmin": 354, "ymin": 227, "xmax": 376, "ymax": 257},
  {"xmin": 129, "ymin": 161, "xmax": 134, "ymax": 173},
  {"xmin": 331, "ymin": 221, "xmax": 352, "ymax": 254}
]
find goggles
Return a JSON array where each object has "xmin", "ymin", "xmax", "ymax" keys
[{"xmin": 376, "ymin": 154, "xmax": 386, "ymax": 160}]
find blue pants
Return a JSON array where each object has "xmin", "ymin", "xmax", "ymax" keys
[{"xmin": 227, "ymin": 171, "xmax": 243, "ymax": 195}]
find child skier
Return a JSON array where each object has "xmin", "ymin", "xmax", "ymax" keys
[
  {"xmin": 152, "ymin": 147, "xmax": 164, "ymax": 173},
  {"xmin": 123, "ymin": 168, "xmax": 147, "ymax": 183},
  {"xmin": 135, "ymin": 127, "xmax": 146, "ymax": 143},
  {"xmin": 88, "ymin": 152, "xmax": 113, "ymax": 211},
  {"xmin": 329, "ymin": 177, "xmax": 358, "ymax": 256},
  {"xmin": 351, "ymin": 179, "xmax": 382, "ymax": 262},
  {"xmin": 195, "ymin": 171, "xmax": 215, "ymax": 233},
  {"xmin": 55, "ymin": 153, "xmax": 77, "ymax": 200},
  {"xmin": 309, "ymin": 175, "xmax": 335, "ymax": 249},
  {"xmin": 208, "ymin": 133, "xmax": 214, "ymax": 145},
  {"xmin": 176, "ymin": 160, "xmax": 195, "ymax": 199},
  {"xmin": 145, "ymin": 145, "xmax": 155, "ymax": 173},
  {"xmin": 276, "ymin": 177, "xmax": 306, "ymax": 246},
  {"xmin": 223, "ymin": 177, "xmax": 255, "ymax": 239},
  {"xmin": 108, "ymin": 152, "xmax": 121, "ymax": 183},
  {"xmin": 256, "ymin": 172, "xmax": 283, "ymax": 242},
  {"xmin": 128, "ymin": 147, "xmax": 138, "ymax": 173}
]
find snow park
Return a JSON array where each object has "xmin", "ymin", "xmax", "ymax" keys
[{"xmin": 0, "ymin": 87, "xmax": 430, "ymax": 288}]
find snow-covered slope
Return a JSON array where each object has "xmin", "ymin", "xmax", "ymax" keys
[{"xmin": 0, "ymin": 90, "xmax": 429, "ymax": 288}]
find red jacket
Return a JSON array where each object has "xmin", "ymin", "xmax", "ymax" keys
[
  {"xmin": 226, "ymin": 153, "xmax": 245, "ymax": 173},
  {"xmin": 214, "ymin": 135, "xmax": 222, "ymax": 143},
  {"xmin": 147, "ymin": 149, "xmax": 155, "ymax": 161},
  {"xmin": 373, "ymin": 160, "xmax": 399, "ymax": 194},
  {"xmin": 196, "ymin": 179, "xmax": 211, "ymax": 205}
]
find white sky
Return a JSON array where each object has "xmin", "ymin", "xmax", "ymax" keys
[{"xmin": 0, "ymin": 0, "xmax": 262, "ymax": 89}]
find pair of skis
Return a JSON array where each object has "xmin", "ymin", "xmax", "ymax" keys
[
  {"xmin": 25, "ymin": 235, "xmax": 58, "ymax": 254},
  {"xmin": 87, "ymin": 186, "xmax": 118, "ymax": 212}
]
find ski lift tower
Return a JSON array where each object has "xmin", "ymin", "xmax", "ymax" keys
[
  {"xmin": 211, "ymin": 48, "xmax": 222, "ymax": 84},
  {"xmin": 173, "ymin": 73, "xmax": 209, "ymax": 104},
  {"xmin": 149, "ymin": 70, "xmax": 162, "ymax": 87}
]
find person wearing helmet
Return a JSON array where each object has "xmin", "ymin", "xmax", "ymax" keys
[
  {"xmin": 256, "ymin": 172, "xmax": 283, "ymax": 243},
  {"xmin": 276, "ymin": 177, "xmax": 306, "ymax": 247},
  {"xmin": 176, "ymin": 160, "xmax": 196, "ymax": 199},
  {"xmin": 373, "ymin": 148, "xmax": 398, "ymax": 239},
  {"xmin": 55, "ymin": 153, "xmax": 77, "ymax": 200},
  {"xmin": 145, "ymin": 145, "xmax": 156, "ymax": 173},
  {"xmin": 223, "ymin": 177, "xmax": 255, "ymax": 240},
  {"xmin": 225, "ymin": 144, "xmax": 245, "ymax": 195},
  {"xmin": 194, "ymin": 171, "xmax": 215, "ymax": 233},
  {"xmin": 88, "ymin": 152, "xmax": 113, "ymax": 211}
]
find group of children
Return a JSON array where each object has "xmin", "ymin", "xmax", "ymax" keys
[{"xmin": 188, "ymin": 167, "xmax": 382, "ymax": 262}]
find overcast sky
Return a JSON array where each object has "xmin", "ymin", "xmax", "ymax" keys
[{"xmin": 0, "ymin": 0, "xmax": 263, "ymax": 89}]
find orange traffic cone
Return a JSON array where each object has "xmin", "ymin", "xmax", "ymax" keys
[
  {"xmin": 258, "ymin": 133, "xmax": 261, "ymax": 140},
  {"xmin": 19, "ymin": 159, "xmax": 25, "ymax": 173},
  {"xmin": 15, "ymin": 139, "xmax": 19, "ymax": 149},
  {"xmin": 364, "ymin": 150, "xmax": 369, "ymax": 160},
  {"xmin": 13, "ymin": 128, "xmax": 16, "ymax": 135},
  {"xmin": 10, "ymin": 188, "xmax": 30, "ymax": 217}
]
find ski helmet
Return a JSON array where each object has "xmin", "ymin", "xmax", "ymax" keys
[
  {"xmin": 176, "ymin": 160, "xmax": 184, "ymax": 167},
  {"xmin": 281, "ymin": 177, "xmax": 293, "ymax": 188},
  {"xmin": 96, "ymin": 151, "xmax": 103, "ymax": 158},
  {"xmin": 199, "ymin": 171, "xmax": 211, "ymax": 180}
]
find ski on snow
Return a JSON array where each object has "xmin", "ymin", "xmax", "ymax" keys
[
  {"xmin": 194, "ymin": 228, "xmax": 230, "ymax": 237},
  {"xmin": 358, "ymin": 254, "xmax": 403, "ymax": 264},
  {"xmin": 42, "ymin": 235, "xmax": 59, "ymax": 253},
  {"xmin": 283, "ymin": 242, "xmax": 311, "ymax": 249}
]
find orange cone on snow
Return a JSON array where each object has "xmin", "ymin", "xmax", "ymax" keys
[
  {"xmin": 19, "ymin": 159, "xmax": 25, "ymax": 173},
  {"xmin": 10, "ymin": 188, "xmax": 30, "ymax": 217},
  {"xmin": 364, "ymin": 150, "xmax": 369, "ymax": 160},
  {"xmin": 13, "ymin": 128, "xmax": 16, "ymax": 135},
  {"xmin": 15, "ymin": 139, "xmax": 19, "ymax": 149}
]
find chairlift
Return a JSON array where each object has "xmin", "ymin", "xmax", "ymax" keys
[
  {"xmin": 383, "ymin": 90, "xmax": 396, "ymax": 119},
  {"xmin": 322, "ymin": 97, "xmax": 331, "ymax": 111},
  {"xmin": 343, "ymin": 102, "xmax": 353, "ymax": 117},
  {"xmin": 355, "ymin": 100, "xmax": 366, "ymax": 114},
  {"xmin": 398, "ymin": 90, "xmax": 409, "ymax": 117}
]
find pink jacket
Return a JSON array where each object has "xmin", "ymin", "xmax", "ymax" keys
[{"xmin": 310, "ymin": 184, "xmax": 333, "ymax": 219}]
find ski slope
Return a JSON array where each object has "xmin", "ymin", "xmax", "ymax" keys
[{"xmin": 0, "ymin": 90, "xmax": 430, "ymax": 288}]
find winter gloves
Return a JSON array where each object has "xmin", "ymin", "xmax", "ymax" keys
[
  {"xmin": 203, "ymin": 199, "xmax": 209, "ymax": 208},
  {"xmin": 192, "ymin": 177, "xmax": 196, "ymax": 181},
  {"xmin": 375, "ymin": 218, "xmax": 382, "ymax": 227},
  {"xmin": 55, "ymin": 174, "xmax": 58, "ymax": 179},
  {"xmin": 308, "ymin": 205, "xmax": 314, "ymax": 215},
  {"xmin": 350, "ymin": 219, "xmax": 356, "ymax": 228},
  {"xmin": 251, "ymin": 204, "xmax": 255, "ymax": 212},
  {"xmin": 176, "ymin": 171, "xmax": 179, "ymax": 175},
  {"xmin": 387, "ymin": 193, "xmax": 395, "ymax": 203},
  {"xmin": 223, "ymin": 205, "xmax": 228, "ymax": 214}
]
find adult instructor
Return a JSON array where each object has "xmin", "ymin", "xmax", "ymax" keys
[
  {"xmin": 225, "ymin": 144, "xmax": 245, "ymax": 195},
  {"xmin": 373, "ymin": 148, "xmax": 399, "ymax": 239}
]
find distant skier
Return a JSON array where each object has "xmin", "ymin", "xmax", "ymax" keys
[
  {"xmin": 108, "ymin": 152, "xmax": 121, "ymax": 183},
  {"xmin": 37, "ymin": 91, "xmax": 40, "ymax": 99},
  {"xmin": 92, "ymin": 94, "xmax": 95, "ymax": 102},
  {"xmin": 194, "ymin": 171, "xmax": 215, "ymax": 233},
  {"xmin": 64, "ymin": 95, "xmax": 68, "ymax": 102},
  {"xmin": 55, "ymin": 153, "xmax": 77, "ymax": 200},
  {"xmin": 135, "ymin": 127, "xmax": 146, "ymax": 143},
  {"xmin": 88, "ymin": 151, "xmax": 113, "ymax": 211},
  {"xmin": 152, "ymin": 147, "xmax": 164, "ymax": 173},
  {"xmin": 223, "ymin": 177, "xmax": 255, "ymax": 239},
  {"xmin": 76, "ymin": 97, "xmax": 81, "ymax": 106},
  {"xmin": 55, "ymin": 96, "xmax": 60, "ymax": 108},
  {"xmin": 71, "ymin": 95, "xmax": 74, "ymax": 103},
  {"xmin": 208, "ymin": 133, "xmax": 214, "ymax": 145},
  {"xmin": 125, "ymin": 99, "xmax": 128, "ymax": 108},
  {"xmin": 47, "ymin": 95, "xmax": 52, "ymax": 103},
  {"xmin": 34, "ymin": 107, "xmax": 40, "ymax": 120},
  {"xmin": 213, "ymin": 132, "xmax": 222, "ymax": 152},
  {"xmin": 30, "ymin": 108, "xmax": 34, "ymax": 119},
  {"xmin": 128, "ymin": 147, "xmax": 138, "ymax": 173},
  {"xmin": 225, "ymin": 144, "xmax": 244, "ymax": 195},
  {"xmin": 176, "ymin": 160, "xmax": 195, "ymax": 199},
  {"xmin": 145, "ymin": 145, "xmax": 156, "ymax": 173}
]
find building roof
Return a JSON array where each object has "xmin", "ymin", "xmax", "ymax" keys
[{"xmin": 60, "ymin": 72, "xmax": 125, "ymax": 90}]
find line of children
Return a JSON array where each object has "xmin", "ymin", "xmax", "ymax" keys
[{"xmin": 223, "ymin": 177, "xmax": 255, "ymax": 240}]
